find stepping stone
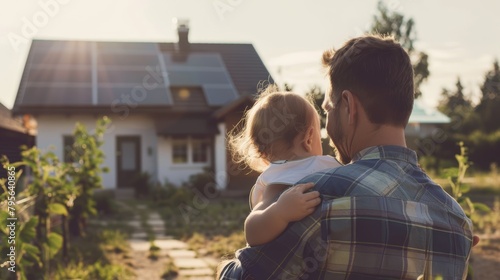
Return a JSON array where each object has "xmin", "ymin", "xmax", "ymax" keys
[
  {"xmin": 130, "ymin": 232, "xmax": 148, "ymax": 240},
  {"xmin": 174, "ymin": 258, "xmax": 210, "ymax": 269},
  {"xmin": 155, "ymin": 239, "xmax": 188, "ymax": 250},
  {"xmin": 155, "ymin": 233, "xmax": 174, "ymax": 240},
  {"xmin": 88, "ymin": 220, "xmax": 108, "ymax": 226},
  {"xmin": 178, "ymin": 267, "xmax": 214, "ymax": 276},
  {"xmin": 151, "ymin": 225, "xmax": 166, "ymax": 235},
  {"xmin": 149, "ymin": 213, "xmax": 162, "ymax": 220},
  {"xmin": 128, "ymin": 240, "xmax": 150, "ymax": 252},
  {"xmin": 147, "ymin": 219, "xmax": 165, "ymax": 226},
  {"xmin": 127, "ymin": 220, "xmax": 142, "ymax": 228},
  {"xmin": 167, "ymin": 249, "xmax": 197, "ymax": 258}
]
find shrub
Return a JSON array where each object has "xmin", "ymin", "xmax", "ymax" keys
[{"xmin": 94, "ymin": 190, "xmax": 115, "ymax": 216}]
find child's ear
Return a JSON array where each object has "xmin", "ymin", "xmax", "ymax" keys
[{"xmin": 302, "ymin": 126, "xmax": 314, "ymax": 152}]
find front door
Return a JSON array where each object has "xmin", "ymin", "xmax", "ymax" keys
[{"xmin": 116, "ymin": 136, "xmax": 141, "ymax": 188}]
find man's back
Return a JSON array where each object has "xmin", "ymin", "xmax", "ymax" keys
[{"xmin": 234, "ymin": 146, "xmax": 473, "ymax": 280}]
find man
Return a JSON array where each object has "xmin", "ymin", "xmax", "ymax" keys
[{"xmin": 219, "ymin": 35, "xmax": 474, "ymax": 279}]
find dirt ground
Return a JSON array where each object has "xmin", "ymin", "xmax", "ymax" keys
[{"xmin": 471, "ymin": 234, "xmax": 500, "ymax": 280}]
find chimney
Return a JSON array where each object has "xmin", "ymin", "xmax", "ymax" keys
[{"xmin": 173, "ymin": 18, "xmax": 190, "ymax": 52}]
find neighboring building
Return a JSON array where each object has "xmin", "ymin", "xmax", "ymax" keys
[
  {"xmin": 12, "ymin": 21, "xmax": 270, "ymax": 190},
  {"xmin": 405, "ymin": 99, "xmax": 451, "ymax": 153},
  {"xmin": 0, "ymin": 103, "xmax": 36, "ymax": 178}
]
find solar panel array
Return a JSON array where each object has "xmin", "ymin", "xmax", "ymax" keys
[{"xmin": 17, "ymin": 40, "xmax": 240, "ymax": 109}]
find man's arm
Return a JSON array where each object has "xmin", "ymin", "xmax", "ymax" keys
[{"xmin": 244, "ymin": 183, "xmax": 319, "ymax": 246}]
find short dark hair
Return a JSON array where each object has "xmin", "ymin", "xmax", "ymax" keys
[{"xmin": 322, "ymin": 35, "xmax": 414, "ymax": 127}]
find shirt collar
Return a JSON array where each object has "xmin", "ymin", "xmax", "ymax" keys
[{"xmin": 351, "ymin": 145, "xmax": 418, "ymax": 166}]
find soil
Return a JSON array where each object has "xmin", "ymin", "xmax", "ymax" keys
[{"xmin": 471, "ymin": 234, "xmax": 500, "ymax": 280}]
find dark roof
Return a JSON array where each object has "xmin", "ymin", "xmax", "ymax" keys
[
  {"xmin": 13, "ymin": 40, "xmax": 273, "ymax": 116},
  {"xmin": 155, "ymin": 115, "xmax": 218, "ymax": 136},
  {"xmin": 213, "ymin": 94, "xmax": 255, "ymax": 120},
  {"xmin": 0, "ymin": 103, "xmax": 30, "ymax": 134}
]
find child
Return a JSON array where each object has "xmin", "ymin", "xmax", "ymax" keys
[{"xmin": 229, "ymin": 86, "xmax": 341, "ymax": 246}]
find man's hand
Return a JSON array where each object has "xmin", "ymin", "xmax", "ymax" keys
[{"xmin": 275, "ymin": 183, "xmax": 321, "ymax": 222}]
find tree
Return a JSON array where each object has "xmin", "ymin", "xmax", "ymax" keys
[
  {"xmin": 369, "ymin": 1, "xmax": 430, "ymax": 98},
  {"xmin": 438, "ymin": 77, "xmax": 473, "ymax": 117},
  {"xmin": 475, "ymin": 60, "xmax": 500, "ymax": 132}
]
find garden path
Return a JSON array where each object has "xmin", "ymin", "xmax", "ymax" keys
[{"xmin": 120, "ymin": 201, "xmax": 217, "ymax": 280}]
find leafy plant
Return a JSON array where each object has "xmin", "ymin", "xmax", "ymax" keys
[
  {"xmin": 443, "ymin": 142, "xmax": 491, "ymax": 224},
  {"xmin": 68, "ymin": 117, "xmax": 110, "ymax": 237},
  {"xmin": 1, "ymin": 147, "xmax": 77, "ymax": 279},
  {"xmin": 0, "ymin": 174, "xmax": 41, "ymax": 280}
]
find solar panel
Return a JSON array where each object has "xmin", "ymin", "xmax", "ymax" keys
[
  {"xmin": 97, "ymin": 86, "xmax": 171, "ymax": 105},
  {"xmin": 167, "ymin": 70, "xmax": 231, "ymax": 86},
  {"xmin": 33, "ymin": 40, "xmax": 91, "ymax": 52},
  {"xmin": 203, "ymin": 85, "xmax": 238, "ymax": 106},
  {"xmin": 21, "ymin": 86, "xmax": 93, "ymax": 105},
  {"xmin": 96, "ymin": 42, "xmax": 158, "ymax": 54},
  {"xmin": 30, "ymin": 48, "xmax": 91, "ymax": 67},
  {"xmin": 163, "ymin": 53, "xmax": 224, "ymax": 68},
  {"xmin": 97, "ymin": 53, "xmax": 160, "ymax": 67},
  {"xmin": 29, "ymin": 68, "xmax": 91, "ymax": 84},
  {"xmin": 161, "ymin": 53, "xmax": 238, "ymax": 106},
  {"xmin": 98, "ymin": 68, "xmax": 166, "ymax": 86}
]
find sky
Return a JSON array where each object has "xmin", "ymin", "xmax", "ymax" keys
[{"xmin": 1, "ymin": 0, "xmax": 499, "ymax": 110}]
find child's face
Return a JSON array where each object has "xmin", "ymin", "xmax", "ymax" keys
[{"xmin": 310, "ymin": 109, "xmax": 323, "ymax": 156}]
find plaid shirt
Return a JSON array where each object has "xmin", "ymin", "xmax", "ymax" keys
[{"xmin": 219, "ymin": 146, "xmax": 474, "ymax": 280}]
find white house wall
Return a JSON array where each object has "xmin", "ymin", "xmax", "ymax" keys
[
  {"xmin": 36, "ymin": 115, "xmax": 157, "ymax": 189},
  {"xmin": 214, "ymin": 123, "xmax": 227, "ymax": 190},
  {"xmin": 157, "ymin": 137, "xmax": 211, "ymax": 187}
]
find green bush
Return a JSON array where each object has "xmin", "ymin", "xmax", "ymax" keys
[
  {"xmin": 93, "ymin": 190, "xmax": 115, "ymax": 216},
  {"xmin": 464, "ymin": 129, "xmax": 500, "ymax": 170},
  {"xmin": 133, "ymin": 172, "xmax": 154, "ymax": 199},
  {"xmin": 150, "ymin": 180, "xmax": 193, "ymax": 206},
  {"xmin": 182, "ymin": 167, "xmax": 217, "ymax": 195}
]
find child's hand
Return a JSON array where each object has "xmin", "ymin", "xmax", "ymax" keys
[{"xmin": 275, "ymin": 183, "xmax": 321, "ymax": 222}]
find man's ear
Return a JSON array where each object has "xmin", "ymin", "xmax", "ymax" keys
[
  {"xmin": 341, "ymin": 90, "xmax": 358, "ymax": 125},
  {"xmin": 302, "ymin": 126, "xmax": 314, "ymax": 152}
]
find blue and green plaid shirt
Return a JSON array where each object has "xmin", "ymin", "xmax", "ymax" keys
[{"xmin": 220, "ymin": 146, "xmax": 474, "ymax": 280}]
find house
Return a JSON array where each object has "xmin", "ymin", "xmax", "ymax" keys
[
  {"xmin": 406, "ymin": 99, "xmax": 451, "ymax": 153},
  {"xmin": 0, "ymin": 103, "xmax": 36, "ymax": 179},
  {"xmin": 12, "ymin": 21, "xmax": 270, "ymax": 191}
]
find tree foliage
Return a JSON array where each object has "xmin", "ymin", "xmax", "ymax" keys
[
  {"xmin": 475, "ymin": 60, "xmax": 500, "ymax": 133},
  {"xmin": 68, "ymin": 117, "xmax": 110, "ymax": 237},
  {"xmin": 369, "ymin": 1, "xmax": 430, "ymax": 98},
  {"xmin": 0, "ymin": 117, "xmax": 110, "ymax": 279}
]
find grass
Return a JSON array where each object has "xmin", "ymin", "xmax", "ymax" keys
[
  {"xmin": 49, "ymin": 199, "xmax": 136, "ymax": 279},
  {"xmin": 155, "ymin": 195, "xmax": 249, "ymax": 259},
  {"xmin": 161, "ymin": 257, "xmax": 179, "ymax": 279}
]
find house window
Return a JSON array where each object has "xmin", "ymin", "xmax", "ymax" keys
[
  {"xmin": 171, "ymin": 137, "xmax": 210, "ymax": 164},
  {"xmin": 192, "ymin": 138, "xmax": 209, "ymax": 163},
  {"xmin": 63, "ymin": 135, "xmax": 74, "ymax": 163},
  {"xmin": 172, "ymin": 139, "xmax": 188, "ymax": 163}
]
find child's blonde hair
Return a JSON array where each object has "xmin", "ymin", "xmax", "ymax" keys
[{"xmin": 228, "ymin": 85, "xmax": 318, "ymax": 172}]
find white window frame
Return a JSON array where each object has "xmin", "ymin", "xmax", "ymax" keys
[{"xmin": 171, "ymin": 136, "xmax": 211, "ymax": 166}]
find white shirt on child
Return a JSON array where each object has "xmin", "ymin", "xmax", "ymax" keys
[{"xmin": 250, "ymin": 155, "xmax": 342, "ymax": 209}]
